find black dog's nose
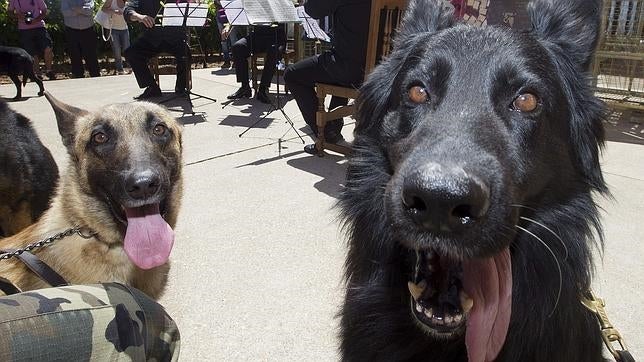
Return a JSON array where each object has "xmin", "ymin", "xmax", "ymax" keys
[
  {"xmin": 125, "ymin": 170, "xmax": 161, "ymax": 199},
  {"xmin": 401, "ymin": 163, "xmax": 489, "ymax": 233}
]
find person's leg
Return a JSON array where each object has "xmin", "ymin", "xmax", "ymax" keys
[
  {"xmin": 38, "ymin": 28, "xmax": 55, "ymax": 76},
  {"xmin": 0, "ymin": 283, "xmax": 180, "ymax": 361},
  {"xmin": 228, "ymin": 36, "xmax": 252, "ymax": 99},
  {"xmin": 125, "ymin": 32, "xmax": 161, "ymax": 89},
  {"xmin": 163, "ymin": 31, "xmax": 190, "ymax": 92},
  {"xmin": 259, "ymin": 43, "xmax": 284, "ymax": 89},
  {"xmin": 79, "ymin": 27, "xmax": 100, "ymax": 77},
  {"xmin": 19, "ymin": 29, "xmax": 39, "ymax": 76},
  {"xmin": 111, "ymin": 30, "xmax": 124, "ymax": 72},
  {"xmin": 65, "ymin": 27, "xmax": 84, "ymax": 78},
  {"xmin": 283, "ymin": 53, "xmax": 346, "ymax": 138},
  {"xmin": 231, "ymin": 36, "xmax": 251, "ymax": 86}
]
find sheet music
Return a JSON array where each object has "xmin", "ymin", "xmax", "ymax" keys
[
  {"xmin": 296, "ymin": 6, "xmax": 330, "ymax": 42},
  {"xmin": 220, "ymin": 0, "xmax": 249, "ymax": 26},
  {"xmin": 161, "ymin": 3, "xmax": 209, "ymax": 26},
  {"xmin": 242, "ymin": 0, "xmax": 300, "ymax": 25}
]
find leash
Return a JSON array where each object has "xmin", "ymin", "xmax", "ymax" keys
[
  {"xmin": 581, "ymin": 290, "xmax": 635, "ymax": 362},
  {"xmin": 0, "ymin": 227, "xmax": 96, "ymax": 295}
]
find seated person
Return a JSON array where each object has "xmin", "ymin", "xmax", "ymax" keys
[
  {"xmin": 225, "ymin": 24, "xmax": 286, "ymax": 104},
  {"xmin": 284, "ymin": 0, "xmax": 371, "ymax": 154},
  {"xmin": 123, "ymin": 0, "xmax": 190, "ymax": 99}
]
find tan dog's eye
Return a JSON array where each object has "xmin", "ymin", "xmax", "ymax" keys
[
  {"xmin": 512, "ymin": 93, "xmax": 539, "ymax": 112},
  {"xmin": 153, "ymin": 124, "xmax": 167, "ymax": 136},
  {"xmin": 93, "ymin": 132, "xmax": 108, "ymax": 144},
  {"xmin": 408, "ymin": 86, "xmax": 429, "ymax": 103}
]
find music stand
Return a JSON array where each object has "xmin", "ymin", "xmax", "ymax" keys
[
  {"xmin": 158, "ymin": 1, "xmax": 217, "ymax": 112},
  {"xmin": 223, "ymin": 0, "xmax": 304, "ymax": 145}
]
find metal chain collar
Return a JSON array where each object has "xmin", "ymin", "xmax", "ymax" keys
[{"xmin": 0, "ymin": 227, "xmax": 96, "ymax": 260}]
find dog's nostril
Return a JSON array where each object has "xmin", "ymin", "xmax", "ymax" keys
[
  {"xmin": 401, "ymin": 165, "xmax": 490, "ymax": 233},
  {"xmin": 452, "ymin": 205, "xmax": 473, "ymax": 221},
  {"xmin": 126, "ymin": 171, "xmax": 161, "ymax": 200}
]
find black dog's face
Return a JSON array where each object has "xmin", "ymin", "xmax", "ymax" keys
[{"xmin": 341, "ymin": 0, "xmax": 604, "ymax": 358}]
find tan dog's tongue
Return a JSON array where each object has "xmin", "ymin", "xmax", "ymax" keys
[
  {"xmin": 462, "ymin": 248, "xmax": 512, "ymax": 362},
  {"xmin": 123, "ymin": 204, "xmax": 174, "ymax": 270}
]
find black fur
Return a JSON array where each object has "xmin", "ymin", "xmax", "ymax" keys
[
  {"xmin": 0, "ymin": 46, "xmax": 45, "ymax": 101},
  {"xmin": 338, "ymin": 0, "xmax": 608, "ymax": 360},
  {"xmin": 0, "ymin": 99, "xmax": 59, "ymax": 236}
]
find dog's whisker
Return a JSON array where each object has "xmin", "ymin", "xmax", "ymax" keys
[
  {"xmin": 519, "ymin": 216, "xmax": 569, "ymax": 261},
  {"xmin": 515, "ymin": 225, "xmax": 562, "ymax": 318}
]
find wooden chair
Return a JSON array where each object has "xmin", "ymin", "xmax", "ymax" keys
[{"xmin": 314, "ymin": 0, "xmax": 406, "ymax": 156}]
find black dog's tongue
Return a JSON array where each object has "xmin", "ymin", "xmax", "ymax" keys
[
  {"xmin": 462, "ymin": 248, "xmax": 512, "ymax": 362},
  {"xmin": 123, "ymin": 203, "xmax": 174, "ymax": 270}
]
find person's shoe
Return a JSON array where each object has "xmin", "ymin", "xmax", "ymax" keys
[
  {"xmin": 116, "ymin": 70, "xmax": 125, "ymax": 75},
  {"xmin": 304, "ymin": 144, "xmax": 319, "ymax": 155},
  {"xmin": 227, "ymin": 86, "xmax": 252, "ymax": 100},
  {"xmin": 221, "ymin": 60, "xmax": 231, "ymax": 69},
  {"xmin": 45, "ymin": 70, "xmax": 56, "ymax": 80},
  {"xmin": 134, "ymin": 85, "xmax": 162, "ymax": 100},
  {"xmin": 255, "ymin": 87, "xmax": 271, "ymax": 104}
]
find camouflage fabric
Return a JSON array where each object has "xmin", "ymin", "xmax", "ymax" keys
[{"xmin": 0, "ymin": 283, "xmax": 180, "ymax": 361}]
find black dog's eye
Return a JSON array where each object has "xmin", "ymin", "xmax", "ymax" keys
[
  {"xmin": 153, "ymin": 124, "xmax": 167, "ymax": 136},
  {"xmin": 408, "ymin": 86, "xmax": 429, "ymax": 104},
  {"xmin": 92, "ymin": 132, "xmax": 109, "ymax": 144},
  {"xmin": 512, "ymin": 93, "xmax": 539, "ymax": 113}
]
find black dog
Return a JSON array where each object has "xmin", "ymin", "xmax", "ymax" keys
[
  {"xmin": 0, "ymin": 99, "xmax": 58, "ymax": 236},
  {"xmin": 0, "ymin": 46, "xmax": 45, "ymax": 101},
  {"xmin": 339, "ymin": 0, "xmax": 609, "ymax": 360}
]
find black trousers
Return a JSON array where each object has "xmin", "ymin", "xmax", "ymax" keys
[
  {"xmin": 64, "ymin": 26, "xmax": 100, "ymax": 78},
  {"xmin": 283, "ymin": 51, "xmax": 364, "ymax": 138},
  {"xmin": 232, "ymin": 32, "xmax": 285, "ymax": 89},
  {"xmin": 125, "ymin": 28, "xmax": 190, "ymax": 90}
]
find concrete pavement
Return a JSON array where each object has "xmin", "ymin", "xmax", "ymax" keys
[{"xmin": 1, "ymin": 68, "xmax": 642, "ymax": 360}]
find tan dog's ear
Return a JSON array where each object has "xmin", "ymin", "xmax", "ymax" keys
[{"xmin": 44, "ymin": 92, "xmax": 89, "ymax": 150}]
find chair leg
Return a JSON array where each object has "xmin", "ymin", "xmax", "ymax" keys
[
  {"xmin": 251, "ymin": 56, "xmax": 258, "ymax": 92},
  {"xmin": 315, "ymin": 92, "xmax": 327, "ymax": 157}
]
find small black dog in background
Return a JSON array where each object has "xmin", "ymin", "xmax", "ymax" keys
[
  {"xmin": 0, "ymin": 98, "xmax": 58, "ymax": 236},
  {"xmin": 0, "ymin": 46, "xmax": 45, "ymax": 101},
  {"xmin": 339, "ymin": 0, "xmax": 611, "ymax": 360}
]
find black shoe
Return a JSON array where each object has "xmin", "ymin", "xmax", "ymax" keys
[
  {"xmin": 227, "ymin": 86, "xmax": 252, "ymax": 100},
  {"xmin": 304, "ymin": 144, "xmax": 319, "ymax": 155},
  {"xmin": 256, "ymin": 87, "xmax": 270, "ymax": 104},
  {"xmin": 221, "ymin": 60, "xmax": 231, "ymax": 69},
  {"xmin": 134, "ymin": 85, "xmax": 162, "ymax": 100}
]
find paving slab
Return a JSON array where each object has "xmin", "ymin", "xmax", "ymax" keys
[{"xmin": 1, "ymin": 68, "xmax": 642, "ymax": 360}]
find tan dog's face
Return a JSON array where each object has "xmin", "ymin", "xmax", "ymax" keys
[{"xmin": 46, "ymin": 94, "xmax": 183, "ymax": 270}]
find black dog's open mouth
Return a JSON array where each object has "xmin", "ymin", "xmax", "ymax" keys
[
  {"xmin": 408, "ymin": 247, "xmax": 513, "ymax": 361},
  {"xmin": 408, "ymin": 249, "xmax": 471, "ymax": 334}
]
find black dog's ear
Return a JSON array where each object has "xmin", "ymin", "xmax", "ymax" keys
[
  {"xmin": 398, "ymin": 0, "xmax": 456, "ymax": 38},
  {"xmin": 528, "ymin": 0, "xmax": 602, "ymax": 70},
  {"xmin": 44, "ymin": 92, "xmax": 89, "ymax": 151}
]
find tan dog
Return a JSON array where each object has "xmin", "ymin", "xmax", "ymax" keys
[{"xmin": 0, "ymin": 93, "xmax": 183, "ymax": 299}]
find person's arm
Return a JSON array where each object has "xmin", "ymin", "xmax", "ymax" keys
[
  {"xmin": 34, "ymin": 0, "xmax": 48, "ymax": 22},
  {"xmin": 303, "ymin": 0, "xmax": 341, "ymax": 19},
  {"xmin": 124, "ymin": 0, "xmax": 155, "ymax": 28}
]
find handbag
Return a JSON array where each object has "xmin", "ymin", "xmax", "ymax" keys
[{"xmin": 94, "ymin": 7, "xmax": 113, "ymax": 41}]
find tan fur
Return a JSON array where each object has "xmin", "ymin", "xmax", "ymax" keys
[{"xmin": 0, "ymin": 95, "xmax": 183, "ymax": 299}]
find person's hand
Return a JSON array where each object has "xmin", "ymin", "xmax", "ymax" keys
[
  {"xmin": 137, "ymin": 13, "xmax": 155, "ymax": 28},
  {"xmin": 221, "ymin": 26, "xmax": 231, "ymax": 40}
]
